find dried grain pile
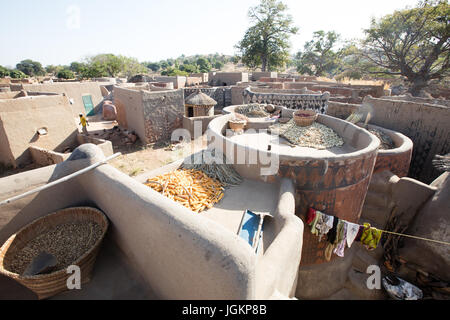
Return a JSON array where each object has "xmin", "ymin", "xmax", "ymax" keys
[
  {"xmin": 270, "ymin": 119, "xmax": 344, "ymax": 149},
  {"xmin": 368, "ymin": 128, "xmax": 395, "ymax": 150},
  {"xmin": 5, "ymin": 222, "xmax": 103, "ymax": 275},
  {"xmin": 145, "ymin": 169, "xmax": 224, "ymax": 213},
  {"xmin": 235, "ymin": 104, "xmax": 270, "ymax": 118}
]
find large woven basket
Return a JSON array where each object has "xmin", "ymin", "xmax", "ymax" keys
[
  {"xmin": 0, "ymin": 207, "xmax": 109, "ymax": 299},
  {"xmin": 293, "ymin": 110, "xmax": 317, "ymax": 127},
  {"xmin": 229, "ymin": 119, "xmax": 247, "ymax": 131}
]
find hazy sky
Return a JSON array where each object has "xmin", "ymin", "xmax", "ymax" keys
[{"xmin": 0, "ymin": 0, "xmax": 419, "ymax": 68}]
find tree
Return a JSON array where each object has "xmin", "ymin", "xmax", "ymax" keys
[
  {"xmin": 0, "ymin": 65, "xmax": 10, "ymax": 78},
  {"xmin": 147, "ymin": 62, "xmax": 160, "ymax": 72},
  {"xmin": 179, "ymin": 63, "xmax": 199, "ymax": 73},
  {"xmin": 214, "ymin": 61, "xmax": 224, "ymax": 70},
  {"xmin": 16, "ymin": 59, "xmax": 45, "ymax": 76},
  {"xmin": 236, "ymin": 0, "xmax": 298, "ymax": 71},
  {"xmin": 361, "ymin": 0, "xmax": 449, "ymax": 96},
  {"xmin": 88, "ymin": 54, "xmax": 123, "ymax": 77},
  {"xmin": 119, "ymin": 56, "xmax": 148, "ymax": 78},
  {"xmin": 46, "ymin": 65, "xmax": 64, "ymax": 75},
  {"xmin": 196, "ymin": 58, "xmax": 211, "ymax": 73},
  {"xmin": 57, "ymin": 69, "xmax": 75, "ymax": 79},
  {"xmin": 69, "ymin": 62, "xmax": 85, "ymax": 73},
  {"xmin": 295, "ymin": 30, "xmax": 342, "ymax": 77},
  {"xmin": 160, "ymin": 67, "xmax": 188, "ymax": 76},
  {"xmin": 9, "ymin": 69, "xmax": 27, "ymax": 79}
]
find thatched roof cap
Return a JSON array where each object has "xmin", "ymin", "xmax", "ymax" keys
[{"xmin": 185, "ymin": 90, "xmax": 217, "ymax": 106}]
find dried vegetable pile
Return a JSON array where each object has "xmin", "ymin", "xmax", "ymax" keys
[
  {"xmin": 181, "ymin": 150, "xmax": 243, "ymax": 187},
  {"xmin": 270, "ymin": 119, "xmax": 344, "ymax": 150},
  {"xmin": 235, "ymin": 104, "xmax": 270, "ymax": 118},
  {"xmin": 368, "ymin": 128, "xmax": 395, "ymax": 150},
  {"xmin": 145, "ymin": 169, "xmax": 225, "ymax": 213},
  {"xmin": 5, "ymin": 222, "xmax": 103, "ymax": 275}
]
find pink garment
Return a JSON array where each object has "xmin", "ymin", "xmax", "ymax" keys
[{"xmin": 334, "ymin": 222, "xmax": 348, "ymax": 257}]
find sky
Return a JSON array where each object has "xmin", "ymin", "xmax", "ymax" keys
[{"xmin": 0, "ymin": 0, "xmax": 420, "ymax": 68}]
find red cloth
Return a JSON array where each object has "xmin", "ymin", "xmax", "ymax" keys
[{"xmin": 306, "ymin": 208, "xmax": 317, "ymax": 224}]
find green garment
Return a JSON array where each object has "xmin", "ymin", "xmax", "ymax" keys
[
  {"xmin": 360, "ymin": 223, "xmax": 383, "ymax": 250},
  {"xmin": 310, "ymin": 211, "xmax": 321, "ymax": 236}
]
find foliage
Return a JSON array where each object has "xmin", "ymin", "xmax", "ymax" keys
[
  {"xmin": 179, "ymin": 63, "xmax": 199, "ymax": 73},
  {"xmin": 160, "ymin": 67, "xmax": 189, "ymax": 76},
  {"xmin": 146, "ymin": 62, "xmax": 161, "ymax": 72},
  {"xmin": 295, "ymin": 31, "xmax": 342, "ymax": 77},
  {"xmin": 9, "ymin": 69, "xmax": 27, "ymax": 78},
  {"xmin": 57, "ymin": 69, "xmax": 75, "ymax": 79},
  {"xmin": 214, "ymin": 61, "xmax": 224, "ymax": 70},
  {"xmin": 45, "ymin": 65, "xmax": 64, "ymax": 75},
  {"xmin": 361, "ymin": 0, "xmax": 450, "ymax": 96},
  {"xmin": 236, "ymin": 0, "xmax": 298, "ymax": 71},
  {"xmin": 87, "ymin": 54, "xmax": 123, "ymax": 77},
  {"xmin": 0, "ymin": 65, "xmax": 10, "ymax": 78},
  {"xmin": 196, "ymin": 58, "xmax": 211, "ymax": 72},
  {"xmin": 16, "ymin": 59, "xmax": 45, "ymax": 76}
]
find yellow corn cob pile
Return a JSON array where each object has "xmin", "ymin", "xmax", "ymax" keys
[{"xmin": 144, "ymin": 169, "xmax": 225, "ymax": 213}]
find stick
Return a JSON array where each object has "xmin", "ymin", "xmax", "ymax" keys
[{"xmin": 0, "ymin": 153, "xmax": 121, "ymax": 207}]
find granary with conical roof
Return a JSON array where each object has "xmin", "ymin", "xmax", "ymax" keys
[{"xmin": 184, "ymin": 89, "xmax": 217, "ymax": 118}]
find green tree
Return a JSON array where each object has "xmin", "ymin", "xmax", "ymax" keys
[
  {"xmin": 69, "ymin": 62, "xmax": 86, "ymax": 73},
  {"xmin": 119, "ymin": 56, "xmax": 148, "ymax": 78},
  {"xmin": 236, "ymin": 0, "xmax": 298, "ymax": 71},
  {"xmin": 46, "ymin": 65, "xmax": 64, "ymax": 75},
  {"xmin": 16, "ymin": 59, "xmax": 45, "ymax": 76},
  {"xmin": 361, "ymin": 0, "xmax": 449, "ymax": 96},
  {"xmin": 179, "ymin": 63, "xmax": 199, "ymax": 73},
  {"xmin": 196, "ymin": 58, "xmax": 212, "ymax": 72},
  {"xmin": 0, "ymin": 65, "xmax": 10, "ymax": 78},
  {"xmin": 57, "ymin": 69, "xmax": 75, "ymax": 79},
  {"xmin": 295, "ymin": 30, "xmax": 342, "ymax": 77},
  {"xmin": 147, "ymin": 62, "xmax": 161, "ymax": 72},
  {"xmin": 9, "ymin": 69, "xmax": 27, "ymax": 78},
  {"xmin": 214, "ymin": 61, "xmax": 224, "ymax": 70},
  {"xmin": 88, "ymin": 54, "xmax": 123, "ymax": 77},
  {"xmin": 161, "ymin": 67, "xmax": 189, "ymax": 76}
]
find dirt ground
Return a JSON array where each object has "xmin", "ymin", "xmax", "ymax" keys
[
  {"xmin": 108, "ymin": 135, "xmax": 207, "ymax": 177},
  {"xmin": 0, "ymin": 115, "xmax": 207, "ymax": 179}
]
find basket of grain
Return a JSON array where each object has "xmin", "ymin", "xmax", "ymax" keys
[
  {"xmin": 293, "ymin": 110, "xmax": 317, "ymax": 127},
  {"xmin": 228, "ymin": 119, "xmax": 247, "ymax": 132},
  {"xmin": 0, "ymin": 207, "xmax": 109, "ymax": 300}
]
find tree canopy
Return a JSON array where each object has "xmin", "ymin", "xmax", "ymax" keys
[
  {"xmin": 295, "ymin": 30, "xmax": 342, "ymax": 77},
  {"xmin": 361, "ymin": 0, "xmax": 449, "ymax": 95},
  {"xmin": 16, "ymin": 59, "xmax": 45, "ymax": 77},
  {"xmin": 236, "ymin": 0, "xmax": 298, "ymax": 71}
]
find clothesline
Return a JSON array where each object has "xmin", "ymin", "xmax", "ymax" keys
[
  {"xmin": 308, "ymin": 208, "xmax": 450, "ymax": 247},
  {"xmin": 378, "ymin": 229, "xmax": 450, "ymax": 246}
]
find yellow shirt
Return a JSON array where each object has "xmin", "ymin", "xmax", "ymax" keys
[{"xmin": 80, "ymin": 116, "xmax": 87, "ymax": 127}]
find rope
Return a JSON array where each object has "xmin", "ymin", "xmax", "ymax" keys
[
  {"xmin": 379, "ymin": 229, "xmax": 450, "ymax": 246},
  {"xmin": 309, "ymin": 209, "xmax": 450, "ymax": 247}
]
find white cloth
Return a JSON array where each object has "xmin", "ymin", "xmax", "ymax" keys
[
  {"xmin": 317, "ymin": 214, "xmax": 334, "ymax": 242},
  {"xmin": 346, "ymin": 222, "xmax": 360, "ymax": 248}
]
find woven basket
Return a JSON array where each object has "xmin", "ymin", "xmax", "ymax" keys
[
  {"xmin": 229, "ymin": 120, "xmax": 246, "ymax": 131},
  {"xmin": 293, "ymin": 110, "xmax": 317, "ymax": 127},
  {"xmin": 0, "ymin": 207, "xmax": 109, "ymax": 300}
]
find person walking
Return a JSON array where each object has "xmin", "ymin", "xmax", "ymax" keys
[{"xmin": 79, "ymin": 113, "xmax": 89, "ymax": 135}]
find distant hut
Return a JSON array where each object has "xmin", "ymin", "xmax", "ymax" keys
[{"xmin": 184, "ymin": 90, "xmax": 217, "ymax": 117}]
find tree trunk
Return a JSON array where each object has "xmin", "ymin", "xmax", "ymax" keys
[
  {"xmin": 408, "ymin": 76, "xmax": 429, "ymax": 97},
  {"xmin": 261, "ymin": 55, "xmax": 267, "ymax": 72}
]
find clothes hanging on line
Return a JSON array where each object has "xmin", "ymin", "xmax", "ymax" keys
[{"xmin": 306, "ymin": 207, "xmax": 384, "ymax": 259}]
